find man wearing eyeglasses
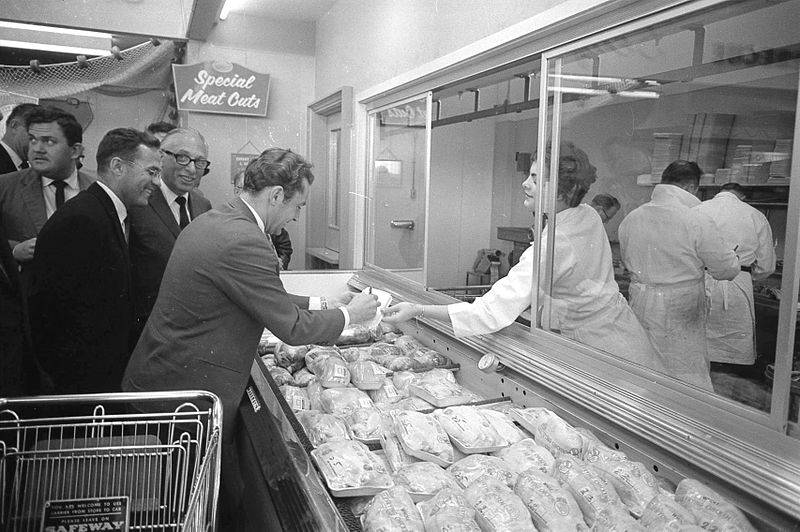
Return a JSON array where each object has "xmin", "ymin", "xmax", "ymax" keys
[
  {"xmin": 128, "ymin": 128, "xmax": 212, "ymax": 337},
  {"xmin": 28, "ymin": 128, "xmax": 162, "ymax": 394}
]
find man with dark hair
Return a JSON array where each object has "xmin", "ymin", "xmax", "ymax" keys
[
  {"xmin": 28, "ymin": 128, "xmax": 161, "ymax": 394},
  {"xmin": 123, "ymin": 147, "xmax": 378, "ymax": 529},
  {"xmin": 590, "ymin": 193, "xmax": 621, "ymax": 224},
  {"xmin": 0, "ymin": 103, "xmax": 40, "ymax": 174},
  {"xmin": 0, "ymin": 106, "xmax": 94, "ymax": 274},
  {"xmin": 619, "ymin": 160, "xmax": 739, "ymax": 391},
  {"xmin": 695, "ymin": 182, "xmax": 775, "ymax": 367},
  {"xmin": 129, "ymin": 128, "xmax": 212, "ymax": 334},
  {"xmin": 146, "ymin": 121, "xmax": 177, "ymax": 141}
]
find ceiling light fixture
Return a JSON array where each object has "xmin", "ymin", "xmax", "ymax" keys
[
  {"xmin": 0, "ymin": 21, "xmax": 112, "ymax": 39},
  {"xmin": 0, "ymin": 39, "xmax": 110, "ymax": 57},
  {"xmin": 219, "ymin": 0, "xmax": 233, "ymax": 20}
]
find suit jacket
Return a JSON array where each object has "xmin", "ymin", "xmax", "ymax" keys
[
  {"xmin": 0, "ymin": 221, "xmax": 31, "ymax": 396},
  {"xmin": 0, "ymin": 144, "xmax": 19, "ymax": 175},
  {"xmin": 271, "ymin": 228, "xmax": 293, "ymax": 270},
  {"xmin": 28, "ymin": 183, "xmax": 134, "ymax": 394},
  {"xmin": 122, "ymin": 198, "xmax": 345, "ymax": 435},
  {"xmin": 128, "ymin": 187, "xmax": 211, "ymax": 319}
]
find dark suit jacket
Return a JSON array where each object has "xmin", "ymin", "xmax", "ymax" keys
[
  {"xmin": 0, "ymin": 222, "xmax": 31, "ymax": 396},
  {"xmin": 0, "ymin": 144, "xmax": 19, "ymax": 175},
  {"xmin": 271, "ymin": 228, "xmax": 293, "ymax": 270},
  {"xmin": 128, "ymin": 187, "xmax": 211, "ymax": 320},
  {"xmin": 28, "ymin": 183, "xmax": 134, "ymax": 394},
  {"xmin": 122, "ymin": 198, "xmax": 345, "ymax": 434}
]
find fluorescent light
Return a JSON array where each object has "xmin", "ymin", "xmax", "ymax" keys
[
  {"xmin": 219, "ymin": 0, "xmax": 234, "ymax": 20},
  {"xmin": 0, "ymin": 21, "xmax": 112, "ymax": 39},
  {"xmin": 550, "ymin": 86, "xmax": 659, "ymax": 99},
  {"xmin": 552, "ymin": 73, "xmax": 660, "ymax": 86},
  {"xmin": 0, "ymin": 39, "xmax": 110, "ymax": 56}
]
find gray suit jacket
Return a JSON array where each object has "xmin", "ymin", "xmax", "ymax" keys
[
  {"xmin": 128, "ymin": 187, "xmax": 211, "ymax": 319},
  {"xmin": 122, "ymin": 198, "xmax": 345, "ymax": 435}
]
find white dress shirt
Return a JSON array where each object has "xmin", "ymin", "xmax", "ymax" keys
[
  {"xmin": 41, "ymin": 170, "xmax": 80, "ymax": 219},
  {"xmin": 159, "ymin": 181, "xmax": 190, "ymax": 225},
  {"xmin": 0, "ymin": 141, "xmax": 23, "ymax": 170},
  {"xmin": 96, "ymin": 181, "xmax": 128, "ymax": 240}
]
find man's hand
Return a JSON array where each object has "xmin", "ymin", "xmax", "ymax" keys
[
  {"xmin": 382, "ymin": 302, "xmax": 421, "ymax": 324},
  {"xmin": 12, "ymin": 237, "xmax": 36, "ymax": 262},
  {"xmin": 328, "ymin": 291, "xmax": 355, "ymax": 308},
  {"xmin": 344, "ymin": 291, "xmax": 379, "ymax": 324}
]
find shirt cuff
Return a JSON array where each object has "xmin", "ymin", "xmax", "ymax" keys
[
  {"xmin": 339, "ymin": 307, "xmax": 350, "ymax": 330},
  {"xmin": 308, "ymin": 296, "xmax": 322, "ymax": 310}
]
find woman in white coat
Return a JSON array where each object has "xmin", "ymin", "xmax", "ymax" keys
[{"xmin": 384, "ymin": 142, "xmax": 665, "ymax": 372}]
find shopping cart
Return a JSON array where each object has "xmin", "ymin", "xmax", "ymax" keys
[{"xmin": 0, "ymin": 391, "xmax": 221, "ymax": 531}]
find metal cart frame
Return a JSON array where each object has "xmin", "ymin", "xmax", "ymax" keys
[{"xmin": 0, "ymin": 391, "xmax": 221, "ymax": 532}]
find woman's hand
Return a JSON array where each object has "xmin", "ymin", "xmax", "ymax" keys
[{"xmin": 381, "ymin": 302, "xmax": 421, "ymax": 324}]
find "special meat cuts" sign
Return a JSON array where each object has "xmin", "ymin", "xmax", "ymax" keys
[{"xmin": 172, "ymin": 61, "xmax": 270, "ymax": 117}]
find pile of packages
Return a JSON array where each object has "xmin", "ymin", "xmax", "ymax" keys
[{"xmin": 266, "ymin": 327, "xmax": 756, "ymax": 531}]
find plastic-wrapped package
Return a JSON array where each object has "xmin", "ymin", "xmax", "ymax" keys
[
  {"xmin": 305, "ymin": 346, "xmax": 341, "ymax": 374},
  {"xmin": 268, "ymin": 366, "xmax": 293, "ymax": 386},
  {"xmin": 361, "ymin": 486, "xmax": 424, "ymax": 532},
  {"xmin": 345, "ymin": 407, "xmax": 383, "ymax": 443},
  {"xmin": 592, "ymin": 506, "xmax": 648, "ymax": 531},
  {"xmin": 349, "ymin": 360, "xmax": 387, "ymax": 391},
  {"xmin": 306, "ymin": 379, "xmax": 324, "ymax": 411},
  {"xmin": 380, "ymin": 421, "xmax": 421, "ymax": 473},
  {"xmin": 391, "ymin": 462, "xmax": 461, "ymax": 502},
  {"xmin": 370, "ymin": 342, "xmax": 404, "ymax": 359},
  {"xmin": 319, "ymin": 387, "xmax": 374, "ymax": 417},
  {"xmin": 261, "ymin": 354, "xmax": 277, "ymax": 368},
  {"xmin": 510, "ymin": 408, "xmax": 584, "ymax": 458},
  {"xmin": 387, "ymin": 356, "xmax": 415, "ymax": 372},
  {"xmin": 593, "ymin": 460, "xmax": 660, "ymax": 518},
  {"xmin": 274, "ymin": 341, "xmax": 309, "ymax": 372},
  {"xmin": 552, "ymin": 458, "xmax": 626, "ymax": 528},
  {"xmin": 448, "ymin": 454, "xmax": 518, "ymax": 489},
  {"xmin": 493, "ymin": 438, "xmax": 555, "ymax": 475},
  {"xmin": 674, "ymin": 479, "xmax": 756, "ymax": 531},
  {"xmin": 369, "ymin": 379, "xmax": 405, "ymax": 404},
  {"xmin": 514, "ymin": 468, "xmax": 586, "ymax": 531},
  {"xmin": 291, "ymin": 367, "xmax": 315, "ymax": 387},
  {"xmin": 384, "ymin": 396, "xmax": 434, "ymax": 412},
  {"xmin": 340, "ymin": 346, "xmax": 374, "ymax": 363},
  {"xmin": 410, "ymin": 348, "xmax": 448, "ymax": 371},
  {"xmin": 417, "ymin": 368, "xmax": 457, "ymax": 386},
  {"xmin": 424, "ymin": 509, "xmax": 481, "ymax": 532},
  {"xmin": 392, "ymin": 371, "xmax": 418, "ymax": 393},
  {"xmin": 319, "ymin": 357, "xmax": 351, "ymax": 388},
  {"xmin": 409, "ymin": 379, "xmax": 473, "ymax": 408},
  {"xmin": 279, "ymin": 385, "xmax": 309, "ymax": 411},
  {"xmin": 462, "ymin": 475, "xmax": 536, "ymax": 531},
  {"xmin": 435, "ymin": 406, "xmax": 506, "ymax": 453},
  {"xmin": 575, "ymin": 427, "xmax": 629, "ymax": 463},
  {"xmin": 297, "ymin": 410, "xmax": 351, "ymax": 447},
  {"xmin": 640, "ymin": 493, "xmax": 699, "ymax": 531},
  {"xmin": 416, "ymin": 487, "xmax": 473, "ymax": 522},
  {"xmin": 379, "ymin": 321, "xmax": 401, "ymax": 335},
  {"xmin": 392, "ymin": 410, "xmax": 454, "ymax": 467},
  {"xmin": 336, "ymin": 323, "xmax": 381, "ymax": 346},
  {"xmin": 311, "ymin": 440, "xmax": 393, "ymax": 497},
  {"xmin": 394, "ymin": 335, "xmax": 425, "ymax": 356},
  {"xmin": 479, "ymin": 408, "xmax": 526, "ymax": 445}
]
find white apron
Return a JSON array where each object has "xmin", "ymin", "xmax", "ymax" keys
[{"xmin": 705, "ymin": 271, "xmax": 755, "ymax": 365}]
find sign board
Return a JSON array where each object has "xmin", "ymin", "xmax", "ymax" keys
[
  {"xmin": 41, "ymin": 496, "xmax": 129, "ymax": 532},
  {"xmin": 230, "ymin": 153, "xmax": 257, "ymax": 184},
  {"xmin": 173, "ymin": 61, "xmax": 270, "ymax": 117},
  {"xmin": 379, "ymin": 100, "xmax": 426, "ymax": 127}
]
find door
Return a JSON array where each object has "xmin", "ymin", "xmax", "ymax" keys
[{"xmin": 325, "ymin": 113, "xmax": 342, "ymax": 253}]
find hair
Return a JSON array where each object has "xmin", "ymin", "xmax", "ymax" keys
[
  {"xmin": 26, "ymin": 106, "xmax": 83, "ymax": 146},
  {"xmin": 96, "ymin": 128, "xmax": 160, "ymax": 174},
  {"xmin": 146, "ymin": 121, "xmax": 177, "ymax": 135},
  {"xmin": 538, "ymin": 141, "xmax": 597, "ymax": 207},
  {"xmin": 242, "ymin": 148, "xmax": 314, "ymax": 200},
  {"xmin": 160, "ymin": 127, "xmax": 208, "ymax": 152},
  {"xmin": 661, "ymin": 160, "xmax": 702, "ymax": 185},
  {"xmin": 7, "ymin": 103, "xmax": 41, "ymax": 126},
  {"xmin": 591, "ymin": 193, "xmax": 620, "ymax": 211}
]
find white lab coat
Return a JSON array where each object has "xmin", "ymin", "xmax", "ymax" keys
[
  {"xmin": 449, "ymin": 204, "xmax": 664, "ymax": 372},
  {"xmin": 695, "ymin": 191, "xmax": 776, "ymax": 364},
  {"xmin": 619, "ymin": 185, "xmax": 739, "ymax": 390}
]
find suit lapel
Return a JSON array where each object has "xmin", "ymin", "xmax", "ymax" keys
[
  {"xmin": 20, "ymin": 169, "xmax": 48, "ymax": 233},
  {"xmin": 149, "ymin": 187, "xmax": 181, "ymax": 238},
  {"xmin": 188, "ymin": 190, "xmax": 205, "ymax": 219},
  {"xmin": 88, "ymin": 183, "xmax": 130, "ymax": 260}
]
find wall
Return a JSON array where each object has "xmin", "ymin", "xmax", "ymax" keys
[{"xmin": 184, "ymin": 12, "xmax": 316, "ymax": 268}]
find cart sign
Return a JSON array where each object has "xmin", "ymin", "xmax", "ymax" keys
[
  {"xmin": 173, "ymin": 61, "xmax": 269, "ymax": 117},
  {"xmin": 41, "ymin": 496, "xmax": 129, "ymax": 532}
]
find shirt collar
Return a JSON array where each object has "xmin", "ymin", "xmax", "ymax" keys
[
  {"xmin": 41, "ymin": 168, "xmax": 79, "ymax": 189},
  {"xmin": 95, "ymin": 181, "xmax": 128, "ymax": 227},
  {"xmin": 159, "ymin": 180, "xmax": 188, "ymax": 206},
  {"xmin": 713, "ymin": 190, "xmax": 740, "ymax": 201},
  {"xmin": 239, "ymin": 196, "xmax": 265, "ymax": 233},
  {"xmin": 0, "ymin": 140, "xmax": 23, "ymax": 169},
  {"xmin": 652, "ymin": 183, "xmax": 700, "ymax": 208}
]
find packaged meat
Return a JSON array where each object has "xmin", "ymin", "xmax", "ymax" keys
[
  {"xmin": 370, "ymin": 342, "xmax": 404, "ymax": 359},
  {"xmin": 392, "ymin": 371, "xmax": 418, "ymax": 393},
  {"xmin": 392, "ymin": 462, "xmax": 462, "ymax": 502},
  {"xmin": 305, "ymin": 346, "xmax": 341, "ymax": 374},
  {"xmin": 279, "ymin": 385, "xmax": 309, "ymax": 411},
  {"xmin": 306, "ymin": 379, "xmax": 324, "ymax": 411},
  {"xmin": 346, "ymin": 407, "xmax": 384, "ymax": 443},
  {"xmin": 369, "ymin": 379, "xmax": 405, "ymax": 404},
  {"xmin": 552, "ymin": 457, "xmax": 626, "ymax": 528},
  {"xmin": 361, "ymin": 486, "xmax": 424, "ymax": 532},
  {"xmin": 335, "ymin": 323, "xmax": 381, "ymax": 346},
  {"xmin": 479, "ymin": 408, "xmax": 526, "ymax": 445},
  {"xmin": 340, "ymin": 346, "xmax": 374, "ymax": 363},
  {"xmin": 379, "ymin": 321, "xmax": 401, "ymax": 335},
  {"xmin": 593, "ymin": 460, "xmax": 659, "ymax": 518},
  {"xmin": 435, "ymin": 406, "xmax": 506, "ymax": 453},
  {"xmin": 392, "ymin": 410, "xmax": 454, "ymax": 467},
  {"xmin": 350, "ymin": 496, "xmax": 373, "ymax": 517},
  {"xmin": 394, "ymin": 335, "xmax": 425, "ymax": 356},
  {"xmin": 574, "ymin": 427, "xmax": 628, "ymax": 463},
  {"xmin": 510, "ymin": 408, "xmax": 583, "ymax": 458},
  {"xmin": 640, "ymin": 493, "xmax": 699, "ymax": 531},
  {"xmin": 462, "ymin": 475, "xmax": 536, "ymax": 532},
  {"xmin": 319, "ymin": 356, "xmax": 351, "ymax": 388},
  {"xmin": 297, "ymin": 410, "xmax": 351, "ymax": 447},
  {"xmin": 493, "ymin": 438, "xmax": 555, "ymax": 475},
  {"xmin": 417, "ymin": 368, "xmax": 456, "ymax": 386},
  {"xmin": 260, "ymin": 354, "xmax": 276, "ymax": 368},
  {"xmin": 268, "ymin": 366, "xmax": 293, "ymax": 386},
  {"xmin": 674, "ymin": 478, "xmax": 756, "ymax": 531},
  {"xmin": 448, "ymin": 454, "xmax": 518, "ymax": 489},
  {"xmin": 380, "ymin": 422, "xmax": 421, "ymax": 473},
  {"xmin": 319, "ymin": 387, "xmax": 374, "ymax": 417},
  {"xmin": 349, "ymin": 360, "xmax": 387, "ymax": 391},
  {"xmin": 289, "ymin": 368, "xmax": 313, "ymax": 387},
  {"xmin": 514, "ymin": 468, "xmax": 587, "ymax": 531},
  {"xmin": 410, "ymin": 349, "xmax": 443, "ymax": 371},
  {"xmin": 409, "ymin": 380, "xmax": 473, "ymax": 408},
  {"xmin": 387, "ymin": 356, "xmax": 415, "ymax": 372},
  {"xmin": 416, "ymin": 487, "xmax": 473, "ymax": 522},
  {"xmin": 388, "ymin": 396, "xmax": 434, "ymax": 412},
  {"xmin": 274, "ymin": 341, "xmax": 310, "ymax": 371},
  {"xmin": 311, "ymin": 440, "xmax": 393, "ymax": 497},
  {"xmin": 424, "ymin": 509, "xmax": 481, "ymax": 532},
  {"xmin": 592, "ymin": 506, "xmax": 648, "ymax": 531}
]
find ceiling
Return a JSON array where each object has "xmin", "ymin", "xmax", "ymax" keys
[{"xmin": 223, "ymin": 0, "xmax": 337, "ymax": 21}]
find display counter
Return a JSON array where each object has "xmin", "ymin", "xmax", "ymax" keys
[{"xmin": 239, "ymin": 268, "xmax": 800, "ymax": 530}]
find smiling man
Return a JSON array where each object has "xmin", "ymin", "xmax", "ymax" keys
[
  {"xmin": 28, "ymin": 128, "xmax": 162, "ymax": 394},
  {"xmin": 128, "ymin": 128, "xmax": 212, "ymax": 334}
]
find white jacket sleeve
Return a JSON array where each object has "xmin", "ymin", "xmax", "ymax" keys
[
  {"xmin": 694, "ymin": 211, "xmax": 739, "ymax": 281},
  {"xmin": 752, "ymin": 213, "xmax": 776, "ymax": 280}
]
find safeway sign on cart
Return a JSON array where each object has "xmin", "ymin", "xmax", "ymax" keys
[{"xmin": 173, "ymin": 61, "xmax": 270, "ymax": 117}]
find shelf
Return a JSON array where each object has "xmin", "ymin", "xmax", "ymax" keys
[{"xmin": 699, "ymin": 182, "xmax": 791, "ymax": 188}]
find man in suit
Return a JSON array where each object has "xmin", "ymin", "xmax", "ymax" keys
[
  {"xmin": 0, "ymin": 221, "xmax": 32, "ymax": 396},
  {"xmin": 0, "ymin": 107, "xmax": 93, "ymax": 275},
  {"xmin": 28, "ymin": 128, "xmax": 162, "ymax": 394},
  {"xmin": 0, "ymin": 103, "xmax": 41, "ymax": 175},
  {"xmin": 128, "ymin": 128, "xmax": 212, "ymax": 333},
  {"xmin": 234, "ymin": 169, "xmax": 292, "ymax": 269},
  {"xmin": 122, "ymin": 148, "xmax": 379, "ymax": 528}
]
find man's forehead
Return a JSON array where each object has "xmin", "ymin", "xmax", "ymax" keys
[
  {"xmin": 135, "ymin": 145, "xmax": 162, "ymax": 165},
  {"xmin": 162, "ymin": 133, "xmax": 207, "ymax": 156},
  {"xmin": 29, "ymin": 121, "xmax": 64, "ymax": 136}
]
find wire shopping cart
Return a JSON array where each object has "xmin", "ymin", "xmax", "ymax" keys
[{"xmin": 0, "ymin": 391, "xmax": 221, "ymax": 532}]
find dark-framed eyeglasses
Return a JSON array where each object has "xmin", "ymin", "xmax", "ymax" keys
[{"xmin": 163, "ymin": 150, "xmax": 211, "ymax": 175}]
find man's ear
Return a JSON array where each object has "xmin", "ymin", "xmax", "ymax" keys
[
  {"xmin": 70, "ymin": 142, "xmax": 84, "ymax": 161},
  {"xmin": 270, "ymin": 186, "xmax": 285, "ymax": 205},
  {"xmin": 108, "ymin": 156, "xmax": 126, "ymax": 176}
]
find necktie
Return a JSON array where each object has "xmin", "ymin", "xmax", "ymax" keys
[
  {"xmin": 175, "ymin": 196, "xmax": 190, "ymax": 229},
  {"xmin": 53, "ymin": 180, "xmax": 68, "ymax": 209},
  {"xmin": 19, "ymin": 160, "xmax": 29, "ymax": 169}
]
